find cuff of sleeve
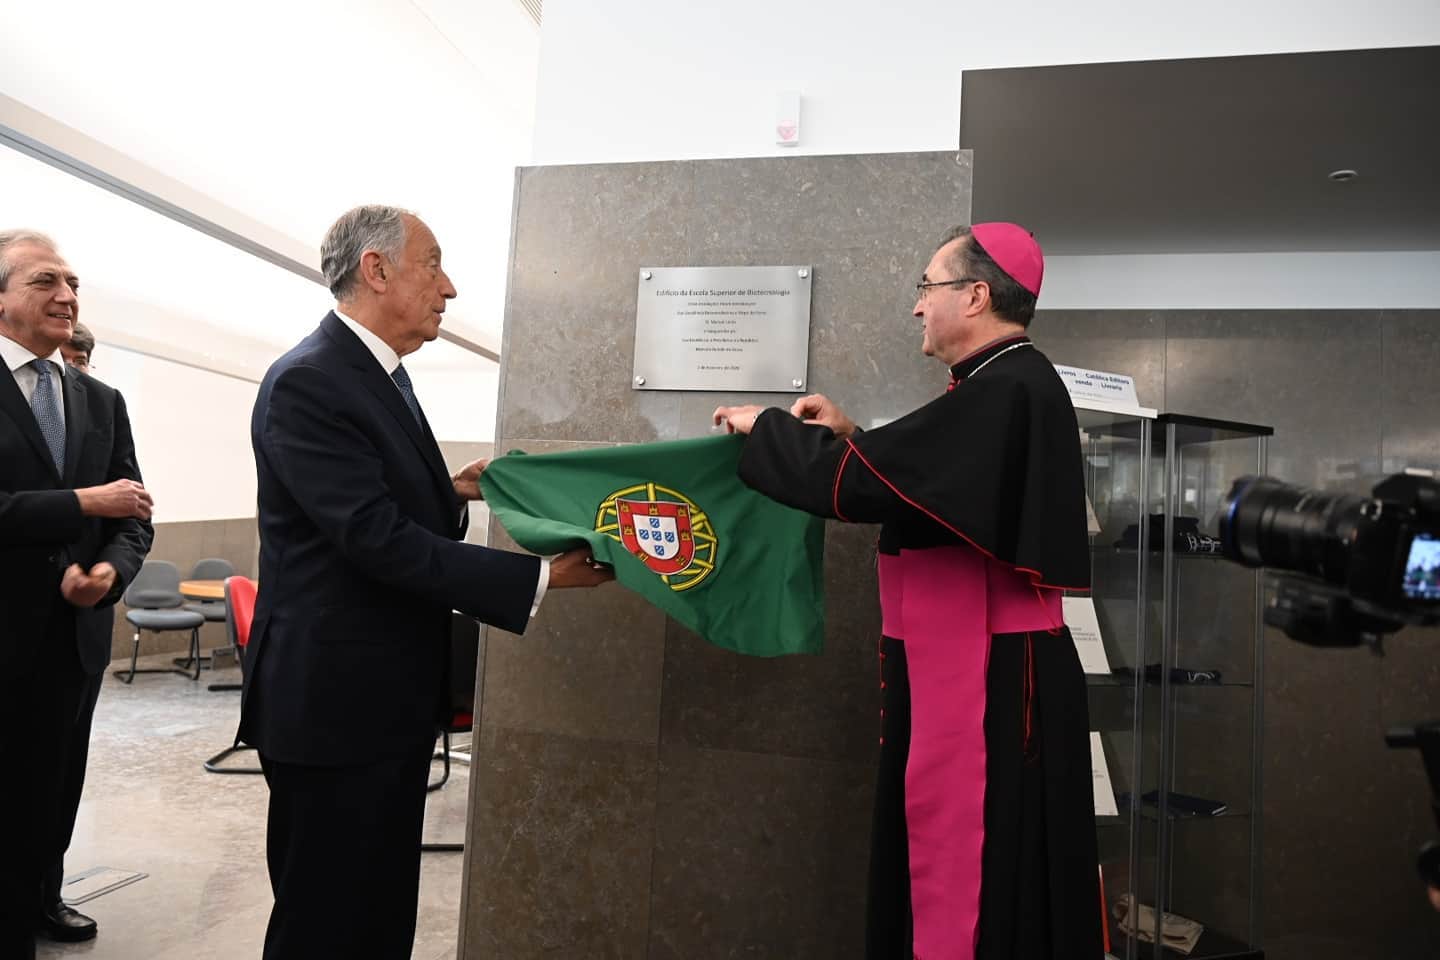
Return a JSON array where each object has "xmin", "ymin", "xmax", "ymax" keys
[
  {"xmin": 58, "ymin": 490, "xmax": 87, "ymax": 541},
  {"xmin": 530, "ymin": 558, "xmax": 550, "ymax": 618}
]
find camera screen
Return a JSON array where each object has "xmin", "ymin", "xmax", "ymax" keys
[{"xmin": 1402, "ymin": 533, "xmax": 1440, "ymax": 601}]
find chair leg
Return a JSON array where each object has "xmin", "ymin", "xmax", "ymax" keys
[
  {"xmin": 188, "ymin": 627, "xmax": 201, "ymax": 681},
  {"xmin": 172, "ymin": 652, "xmax": 212, "ymax": 671},
  {"xmin": 112, "ymin": 628, "xmax": 208, "ymax": 682},
  {"xmin": 426, "ymin": 730, "xmax": 452, "ymax": 793},
  {"xmin": 422, "ymin": 729, "xmax": 462, "ymax": 851},
  {"xmin": 208, "ymin": 645, "xmax": 243, "ymax": 692},
  {"xmin": 420, "ymin": 841, "xmax": 464, "ymax": 853},
  {"xmin": 114, "ymin": 629, "xmax": 142, "ymax": 684},
  {"xmin": 203, "ymin": 744, "xmax": 263, "ymax": 775}
]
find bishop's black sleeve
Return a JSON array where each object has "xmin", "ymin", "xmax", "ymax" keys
[{"xmin": 737, "ymin": 408, "xmax": 903, "ymax": 523}]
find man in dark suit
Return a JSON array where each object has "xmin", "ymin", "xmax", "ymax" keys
[
  {"xmin": 242, "ymin": 205, "xmax": 611, "ymax": 959},
  {"xmin": 0, "ymin": 230, "xmax": 155, "ymax": 959}
]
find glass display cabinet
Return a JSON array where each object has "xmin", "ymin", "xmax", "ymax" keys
[{"xmin": 1076, "ymin": 406, "xmax": 1271, "ymax": 960}]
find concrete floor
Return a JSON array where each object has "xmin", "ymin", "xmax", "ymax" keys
[{"xmin": 38, "ymin": 654, "xmax": 467, "ymax": 960}]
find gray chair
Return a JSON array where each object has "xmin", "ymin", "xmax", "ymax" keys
[
  {"xmin": 113, "ymin": 560, "xmax": 206, "ymax": 683},
  {"xmin": 184, "ymin": 558, "xmax": 234, "ymax": 622},
  {"xmin": 179, "ymin": 557, "xmax": 235, "ymax": 673}
]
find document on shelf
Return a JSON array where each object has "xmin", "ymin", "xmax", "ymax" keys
[
  {"xmin": 1091, "ymin": 732, "xmax": 1120, "ymax": 817},
  {"xmin": 1063, "ymin": 596, "xmax": 1112, "ymax": 675},
  {"xmin": 1085, "ymin": 492, "xmax": 1101, "ymax": 535}
]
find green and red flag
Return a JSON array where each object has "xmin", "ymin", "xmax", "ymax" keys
[{"xmin": 479, "ymin": 434, "xmax": 825, "ymax": 656}]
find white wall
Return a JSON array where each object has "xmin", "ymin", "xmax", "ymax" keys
[
  {"xmin": 99, "ymin": 349, "xmax": 259, "ymax": 524},
  {"xmin": 1042, "ymin": 251, "xmax": 1440, "ymax": 310},
  {"xmin": 408, "ymin": 350, "xmax": 502, "ymax": 444},
  {"xmin": 0, "ymin": 0, "xmax": 539, "ymax": 346},
  {"xmin": 530, "ymin": 0, "xmax": 1440, "ymax": 308},
  {"xmin": 94, "ymin": 339, "xmax": 498, "ymax": 525},
  {"xmin": 0, "ymin": 1, "xmax": 524, "ymax": 521},
  {"xmin": 533, "ymin": 0, "xmax": 1440, "ymax": 164}
]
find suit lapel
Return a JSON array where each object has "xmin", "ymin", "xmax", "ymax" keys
[
  {"xmin": 0, "ymin": 365, "xmax": 62, "ymax": 484},
  {"xmin": 62, "ymin": 370, "xmax": 88, "ymax": 487},
  {"xmin": 319, "ymin": 313, "xmax": 455, "ymax": 508}
]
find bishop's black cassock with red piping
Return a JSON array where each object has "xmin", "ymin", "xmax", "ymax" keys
[{"xmin": 738, "ymin": 335, "xmax": 1103, "ymax": 960}]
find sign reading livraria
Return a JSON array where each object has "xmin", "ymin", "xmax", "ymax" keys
[{"xmin": 632, "ymin": 265, "xmax": 813, "ymax": 392}]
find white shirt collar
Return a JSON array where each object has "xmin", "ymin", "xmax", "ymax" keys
[
  {"xmin": 0, "ymin": 332, "xmax": 65, "ymax": 377},
  {"xmin": 333, "ymin": 308, "xmax": 401, "ymax": 375}
]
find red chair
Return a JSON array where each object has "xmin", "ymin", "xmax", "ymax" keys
[
  {"xmin": 203, "ymin": 576, "xmax": 262, "ymax": 774},
  {"xmin": 427, "ymin": 710, "xmax": 474, "ymax": 794},
  {"xmin": 422, "ymin": 614, "xmax": 480, "ymax": 853}
]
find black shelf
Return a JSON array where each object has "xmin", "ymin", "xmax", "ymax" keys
[
  {"xmin": 1139, "ymin": 807, "xmax": 1250, "ymax": 823},
  {"xmin": 1097, "ymin": 808, "xmax": 1251, "ymax": 826},
  {"xmin": 1087, "ymin": 674, "xmax": 1252, "ymax": 690},
  {"xmin": 1098, "ymin": 412, "xmax": 1274, "ymax": 445},
  {"xmin": 1155, "ymin": 411, "xmax": 1274, "ymax": 439},
  {"xmin": 1109, "ymin": 927, "xmax": 1262, "ymax": 960},
  {"xmin": 1105, "ymin": 545, "xmax": 1228, "ymax": 561}
]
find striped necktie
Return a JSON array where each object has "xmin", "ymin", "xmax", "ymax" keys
[{"xmin": 390, "ymin": 363, "xmax": 423, "ymax": 426}]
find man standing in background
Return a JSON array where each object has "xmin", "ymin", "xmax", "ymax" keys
[
  {"xmin": 60, "ymin": 321, "xmax": 95, "ymax": 375},
  {"xmin": 0, "ymin": 230, "xmax": 155, "ymax": 958}
]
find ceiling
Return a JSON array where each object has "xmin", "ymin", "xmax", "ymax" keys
[
  {"xmin": 0, "ymin": 0, "xmax": 541, "ymax": 366},
  {"xmin": 960, "ymin": 45, "xmax": 1440, "ymax": 255}
]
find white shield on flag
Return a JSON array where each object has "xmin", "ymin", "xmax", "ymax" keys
[{"xmin": 634, "ymin": 513, "xmax": 678, "ymax": 560}]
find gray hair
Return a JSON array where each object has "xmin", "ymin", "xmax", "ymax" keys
[
  {"xmin": 0, "ymin": 229, "xmax": 60, "ymax": 291},
  {"xmin": 320, "ymin": 205, "xmax": 411, "ymax": 300}
]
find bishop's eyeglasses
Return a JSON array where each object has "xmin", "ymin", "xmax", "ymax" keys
[{"xmin": 914, "ymin": 277, "xmax": 977, "ymax": 301}]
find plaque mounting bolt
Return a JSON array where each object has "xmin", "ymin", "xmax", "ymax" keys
[
  {"xmin": 641, "ymin": 270, "xmax": 652, "ymax": 280},
  {"xmin": 798, "ymin": 268, "xmax": 809, "ymax": 279},
  {"xmin": 634, "ymin": 376, "xmax": 646, "ymax": 386},
  {"xmin": 792, "ymin": 379, "xmax": 804, "ymax": 388}
]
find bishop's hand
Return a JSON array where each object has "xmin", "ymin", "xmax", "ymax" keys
[
  {"xmin": 789, "ymin": 393, "xmax": 857, "ymax": 438},
  {"xmin": 712, "ymin": 404, "xmax": 767, "ymax": 436}
]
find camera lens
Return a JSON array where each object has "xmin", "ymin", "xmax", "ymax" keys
[{"xmin": 1219, "ymin": 476, "xmax": 1368, "ymax": 584}]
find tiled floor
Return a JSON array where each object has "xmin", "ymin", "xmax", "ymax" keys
[{"xmin": 37, "ymin": 655, "xmax": 466, "ymax": 960}]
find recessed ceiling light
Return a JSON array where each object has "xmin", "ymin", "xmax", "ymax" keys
[{"xmin": 1328, "ymin": 169, "xmax": 1360, "ymax": 182}]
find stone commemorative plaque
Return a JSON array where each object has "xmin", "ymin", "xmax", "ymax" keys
[{"xmin": 632, "ymin": 265, "xmax": 812, "ymax": 392}]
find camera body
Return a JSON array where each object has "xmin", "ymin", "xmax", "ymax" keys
[
  {"xmin": 1221, "ymin": 471, "xmax": 1440, "ymax": 890},
  {"xmin": 1220, "ymin": 472, "xmax": 1440, "ymax": 647}
]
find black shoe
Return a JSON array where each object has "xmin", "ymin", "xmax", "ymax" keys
[{"xmin": 36, "ymin": 901, "xmax": 98, "ymax": 942}]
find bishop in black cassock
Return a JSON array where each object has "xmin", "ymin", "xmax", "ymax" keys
[{"xmin": 715, "ymin": 223, "xmax": 1102, "ymax": 960}]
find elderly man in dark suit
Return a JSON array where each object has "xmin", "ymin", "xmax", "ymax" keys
[
  {"xmin": 241, "ymin": 205, "xmax": 611, "ymax": 959},
  {"xmin": 0, "ymin": 230, "xmax": 155, "ymax": 959}
]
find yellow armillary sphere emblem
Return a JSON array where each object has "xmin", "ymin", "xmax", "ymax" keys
[{"xmin": 594, "ymin": 482, "xmax": 717, "ymax": 592}]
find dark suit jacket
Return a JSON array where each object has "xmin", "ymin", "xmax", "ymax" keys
[
  {"xmin": 0, "ymin": 361, "xmax": 154, "ymax": 675},
  {"xmin": 240, "ymin": 312, "xmax": 540, "ymax": 766}
]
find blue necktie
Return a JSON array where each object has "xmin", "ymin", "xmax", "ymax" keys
[
  {"xmin": 29, "ymin": 358, "xmax": 65, "ymax": 474},
  {"xmin": 390, "ymin": 363, "xmax": 423, "ymax": 426}
]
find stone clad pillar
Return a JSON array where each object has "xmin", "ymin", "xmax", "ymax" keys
[{"xmin": 459, "ymin": 151, "xmax": 973, "ymax": 958}]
